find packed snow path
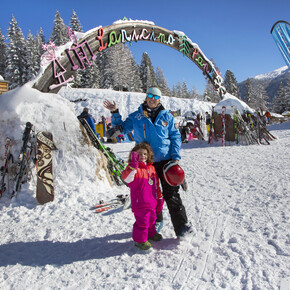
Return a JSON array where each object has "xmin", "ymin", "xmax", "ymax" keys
[
  {"xmin": 0, "ymin": 122, "xmax": 289, "ymax": 289},
  {"xmin": 0, "ymin": 85, "xmax": 289, "ymax": 289}
]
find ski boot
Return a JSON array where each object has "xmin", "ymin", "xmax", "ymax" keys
[
  {"xmin": 149, "ymin": 233, "xmax": 163, "ymax": 241},
  {"xmin": 135, "ymin": 241, "xmax": 152, "ymax": 250}
]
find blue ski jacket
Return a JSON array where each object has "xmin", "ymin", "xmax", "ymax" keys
[{"xmin": 111, "ymin": 104, "xmax": 181, "ymax": 162}]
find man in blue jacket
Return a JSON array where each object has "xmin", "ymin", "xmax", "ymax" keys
[{"xmin": 104, "ymin": 87, "xmax": 191, "ymax": 238}]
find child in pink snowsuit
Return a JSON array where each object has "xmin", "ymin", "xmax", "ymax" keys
[{"xmin": 121, "ymin": 143, "xmax": 164, "ymax": 250}]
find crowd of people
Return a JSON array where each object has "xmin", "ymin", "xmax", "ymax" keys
[{"xmin": 178, "ymin": 111, "xmax": 210, "ymax": 143}]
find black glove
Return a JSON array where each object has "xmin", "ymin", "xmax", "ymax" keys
[
  {"xmin": 181, "ymin": 179, "xmax": 188, "ymax": 191},
  {"xmin": 156, "ymin": 212, "xmax": 163, "ymax": 222},
  {"xmin": 106, "ymin": 125, "xmax": 123, "ymax": 138}
]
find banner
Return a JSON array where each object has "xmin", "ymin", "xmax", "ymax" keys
[{"xmin": 271, "ymin": 20, "xmax": 290, "ymax": 68}]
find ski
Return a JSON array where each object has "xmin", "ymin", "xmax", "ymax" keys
[
  {"xmin": 221, "ymin": 106, "xmax": 226, "ymax": 146},
  {"xmin": 208, "ymin": 107, "xmax": 216, "ymax": 144},
  {"xmin": 92, "ymin": 194, "xmax": 130, "ymax": 213},
  {"xmin": 260, "ymin": 123, "xmax": 276, "ymax": 140},
  {"xmin": 95, "ymin": 203, "xmax": 124, "ymax": 213},
  {"xmin": 11, "ymin": 122, "xmax": 35, "ymax": 199},
  {"xmin": 235, "ymin": 112, "xmax": 258, "ymax": 145},
  {"xmin": 79, "ymin": 118, "xmax": 127, "ymax": 186},
  {"xmin": 233, "ymin": 113, "xmax": 238, "ymax": 144},
  {"xmin": 195, "ymin": 126, "xmax": 205, "ymax": 140},
  {"xmin": 0, "ymin": 137, "xmax": 13, "ymax": 198}
]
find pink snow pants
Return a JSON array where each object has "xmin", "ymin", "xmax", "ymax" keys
[{"xmin": 132, "ymin": 208, "xmax": 157, "ymax": 243}]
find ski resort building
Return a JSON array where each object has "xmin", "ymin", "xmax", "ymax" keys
[{"xmin": 0, "ymin": 75, "xmax": 8, "ymax": 95}]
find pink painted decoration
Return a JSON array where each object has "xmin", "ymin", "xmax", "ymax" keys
[
  {"xmin": 41, "ymin": 42, "xmax": 57, "ymax": 66},
  {"xmin": 67, "ymin": 41, "xmax": 96, "ymax": 70},
  {"xmin": 49, "ymin": 58, "xmax": 74, "ymax": 90},
  {"xmin": 67, "ymin": 26, "xmax": 78, "ymax": 45}
]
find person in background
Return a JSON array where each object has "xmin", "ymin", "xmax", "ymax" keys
[
  {"xmin": 121, "ymin": 142, "xmax": 164, "ymax": 250},
  {"xmin": 77, "ymin": 107, "xmax": 98, "ymax": 136},
  {"xmin": 205, "ymin": 112, "xmax": 211, "ymax": 134},
  {"xmin": 265, "ymin": 111, "xmax": 272, "ymax": 124},
  {"xmin": 104, "ymin": 87, "xmax": 191, "ymax": 238}
]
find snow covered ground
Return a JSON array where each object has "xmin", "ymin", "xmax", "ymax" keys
[{"xmin": 0, "ymin": 85, "xmax": 289, "ymax": 289}]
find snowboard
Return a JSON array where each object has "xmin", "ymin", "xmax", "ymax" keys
[{"xmin": 36, "ymin": 131, "xmax": 57, "ymax": 205}]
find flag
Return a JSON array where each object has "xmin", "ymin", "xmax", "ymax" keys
[{"xmin": 270, "ymin": 20, "xmax": 290, "ymax": 68}]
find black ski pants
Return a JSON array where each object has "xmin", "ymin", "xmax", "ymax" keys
[{"xmin": 153, "ymin": 160, "xmax": 188, "ymax": 236}]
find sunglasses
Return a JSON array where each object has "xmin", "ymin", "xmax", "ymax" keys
[{"xmin": 147, "ymin": 93, "xmax": 160, "ymax": 100}]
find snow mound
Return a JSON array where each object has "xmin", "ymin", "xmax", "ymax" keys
[
  {"xmin": 214, "ymin": 93, "xmax": 254, "ymax": 115},
  {"xmin": 0, "ymin": 84, "xmax": 111, "ymax": 207},
  {"xmin": 58, "ymin": 87, "xmax": 215, "ymax": 122}
]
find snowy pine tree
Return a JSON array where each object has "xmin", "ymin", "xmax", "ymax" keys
[
  {"xmin": 50, "ymin": 11, "xmax": 69, "ymax": 46},
  {"xmin": 127, "ymin": 55, "xmax": 142, "ymax": 92},
  {"xmin": 272, "ymin": 82, "xmax": 286, "ymax": 113},
  {"xmin": 102, "ymin": 43, "xmax": 135, "ymax": 91},
  {"xmin": 0, "ymin": 29, "xmax": 7, "ymax": 77},
  {"xmin": 285, "ymin": 76, "xmax": 290, "ymax": 112},
  {"xmin": 6, "ymin": 15, "xmax": 28, "ymax": 88},
  {"xmin": 69, "ymin": 10, "xmax": 83, "ymax": 32},
  {"xmin": 98, "ymin": 50, "xmax": 115, "ymax": 90},
  {"xmin": 224, "ymin": 70, "xmax": 240, "ymax": 98},
  {"xmin": 81, "ymin": 62, "xmax": 100, "ymax": 88},
  {"xmin": 26, "ymin": 31, "xmax": 40, "ymax": 81},
  {"xmin": 37, "ymin": 27, "xmax": 45, "ymax": 44},
  {"xmin": 249, "ymin": 83, "xmax": 269, "ymax": 110},
  {"xmin": 244, "ymin": 78, "xmax": 255, "ymax": 105},
  {"xmin": 35, "ymin": 28, "xmax": 45, "ymax": 69},
  {"xmin": 155, "ymin": 66, "xmax": 171, "ymax": 96},
  {"xmin": 181, "ymin": 80, "xmax": 190, "ymax": 98},
  {"xmin": 189, "ymin": 86, "xmax": 200, "ymax": 100},
  {"xmin": 203, "ymin": 84, "xmax": 212, "ymax": 102},
  {"xmin": 203, "ymin": 82, "xmax": 220, "ymax": 102},
  {"xmin": 172, "ymin": 82, "xmax": 182, "ymax": 98},
  {"xmin": 140, "ymin": 52, "xmax": 157, "ymax": 92},
  {"xmin": 171, "ymin": 84, "xmax": 178, "ymax": 98}
]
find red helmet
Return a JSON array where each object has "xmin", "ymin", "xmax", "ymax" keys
[{"xmin": 163, "ymin": 161, "xmax": 185, "ymax": 186}]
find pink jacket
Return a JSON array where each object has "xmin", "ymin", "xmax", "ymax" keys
[{"xmin": 121, "ymin": 162, "xmax": 163, "ymax": 213}]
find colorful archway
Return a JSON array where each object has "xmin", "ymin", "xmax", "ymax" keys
[{"xmin": 33, "ymin": 19, "xmax": 226, "ymax": 96}]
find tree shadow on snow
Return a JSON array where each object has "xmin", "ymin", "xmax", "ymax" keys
[{"xmin": 0, "ymin": 232, "xmax": 134, "ymax": 267}]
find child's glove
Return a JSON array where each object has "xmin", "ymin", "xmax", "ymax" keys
[
  {"xmin": 129, "ymin": 151, "xmax": 139, "ymax": 169},
  {"xmin": 156, "ymin": 198, "xmax": 164, "ymax": 215}
]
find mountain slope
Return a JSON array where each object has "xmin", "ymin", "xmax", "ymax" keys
[{"xmin": 238, "ymin": 66, "xmax": 290, "ymax": 101}]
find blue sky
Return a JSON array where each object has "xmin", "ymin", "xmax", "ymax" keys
[{"xmin": 0, "ymin": 0, "xmax": 289, "ymax": 93}]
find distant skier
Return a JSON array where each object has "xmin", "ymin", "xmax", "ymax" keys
[
  {"xmin": 121, "ymin": 142, "xmax": 164, "ymax": 250},
  {"xmin": 77, "ymin": 108, "xmax": 98, "ymax": 136},
  {"xmin": 265, "ymin": 111, "xmax": 271, "ymax": 124}
]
